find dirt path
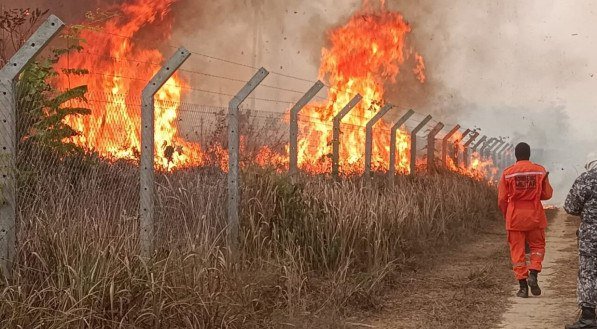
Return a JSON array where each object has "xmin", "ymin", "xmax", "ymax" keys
[
  {"xmin": 357, "ymin": 210, "xmax": 580, "ymax": 329},
  {"xmin": 361, "ymin": 219, "xmax": 514, "ymax": 329},
  {"xmin": 496, "ymin": 211, "xmax": 579, "ymax": 329}
]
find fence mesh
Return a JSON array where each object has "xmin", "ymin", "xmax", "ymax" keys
[{"xmin": 5, "ymin": 21, "xmax": 507, "ymax": 268}]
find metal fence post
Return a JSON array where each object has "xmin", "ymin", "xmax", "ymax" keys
[
  {"xmin": 410, "ymin": 115, "xmax": 432, "ymax": 176},
  {"xmin": 460, "ymin": 129, "xmax": 472, "ymax": 142},
  {"xmin": 462, "ymin": 131, "xmax": 479, "ymax": 168},
  {"xmin": 471, "ymin": 135, "xmax": 487, "ymax": 153},
  {"xmin": 490, "ymin": 139, "xmax": 502, "ymax": 157},
  {"xmin": 490, "ymin": 140, "xmax": 504, "ymax": 161},
  {"xmin": 485, "ymin": 140, "xmax": 501, "ymax": 170},
  {"xmin": 228, "ymin": 67, "xmax": 269, "ymax": 248},
  {"xmin": 289, "ymin": 80, "xmax": 324, "ymax": 175},
  {"xmin": 455, "ymin": 129, "xmax": 470, "ymax": 167},
  {"xmin": 469, "ymin": 135, "xmax": 487, "ymax": 169},
  {"xmin": 441, "ymin": 124, "xmax": 461, "ymax": 167},
  {"xmin": 508, "ymin": 144, "xmax": 515, "ymax": 165},
  {"xmin": 479, "ymin": 137, "xmax": 496, "ymax": 158},
  {"xmin": 489, "ymin": 140, "xmax": 504, "ymax": 178},
  {"xmin": 497, "ymin": 143, "xmax": 510, "ymax": 173},
  {"xmin": 331, "ymin": 94, "xmax": 362, "ymax": 179},
  {"xmin": 0, "ymin": 15, "xmax": 64, "ymax": 278},
  {"xmin": 427, "ymin": 122, "xmax": 445, "ymax": 172},
  {"xmin": 364, "ymin": 103, "xmax": 393, "ymax": 179},
  {"xmin": 503, "ymin": 143, "xmax": 513, "ymax": 171},
  {"xmin": 492, "ymin": 141, "xmax": 505, "ymax": 162},
  {"xmin": 140, "ymin": 47, "xmax": 191, "ymax": 258},
  {"xmin": 388, "ymin": 109, "xmax": 414, "ymax": 186}
]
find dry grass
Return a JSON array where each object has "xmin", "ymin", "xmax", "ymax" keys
[{"xmin": 1, "ymin": 151, "xmax": 499, "ymax": 328}]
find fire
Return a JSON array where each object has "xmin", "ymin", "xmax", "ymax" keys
[
  {"xmin": 51, "ymin": 0, "xmax": 499, "ymax": 180},
  {"xmin": 469, "ymin": 152, "xmax": 498, "ymax": 179},
  {"xmin": 296, "ymin": 2, "xmax": 420, "ymax": 175},
  {"xmin": 255, "ymin": 146, "xmax": 288, "ymax": 171},
  {"xmin": 413, "ymin": 53, "xmax": 426, "ymax": 83},
  {"xmin": 56, "ymin": 0, "xmax": 203, "ymax": 170},
  {"xmin": 440, "ymin": 131, "xmax": 499, "ymax": 180},
  {"xmin": 444, "ymin": 131, "xmax": 465, "ymax": 172}
]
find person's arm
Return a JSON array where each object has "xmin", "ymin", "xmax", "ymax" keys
[
  {"xmin": 540, "ymin": 172, "xmax": 553, "ymax": 200},
  {"xmin": 498, "ymin": 172, "xmax": 508, "ymax": 216},
  {"xmin": 564, "ymin": 174, "xmax": 590, "ymax": 216}
]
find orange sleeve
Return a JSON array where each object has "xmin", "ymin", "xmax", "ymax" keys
[
  {"xmin": 541, "ymin": 175, "xmax": 553, "ymax": 201},
  {"xmin": 498, "ymin": 172, "xmax": 509, "ymax": 216}
]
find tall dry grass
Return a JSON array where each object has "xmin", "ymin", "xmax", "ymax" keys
[{"xmin": 1, "ymin": 152, "xmax": 498, "ymax": 328}]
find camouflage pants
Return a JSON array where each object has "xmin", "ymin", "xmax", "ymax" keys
[{"xmin": 578, "ymin": 225, "xmax": 597, "ymax": 308}]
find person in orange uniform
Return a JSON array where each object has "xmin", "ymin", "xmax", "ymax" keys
[{"xmin": 498, "ymin": 142, "xmax": 553, "ymax": 298}]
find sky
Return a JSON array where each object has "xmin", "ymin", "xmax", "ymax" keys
[{"xmin": 387, "ymin": 0, "xmax": 597, "ymax": 201}]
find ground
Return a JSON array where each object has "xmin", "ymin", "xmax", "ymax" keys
[
  {"xmin": 496, "ymin": 211, "xmax": 579, "ymax": 329},
  {"xmin": 353, "ymin": 210, "xmax": 581, "ymax": 329}
]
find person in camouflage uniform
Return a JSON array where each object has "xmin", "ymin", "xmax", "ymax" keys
[{"xmin": 565, "ymin": 153, "xmax": 597, "ymax": 329}]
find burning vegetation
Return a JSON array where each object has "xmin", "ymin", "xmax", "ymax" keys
[
  {"xmin": 297, "ymin": 5, "xmax": 416, "ymax": 174},
  {"xmin": 1, "ymin": 2, "xmax": 507, "ymax": 327},
  {"xmin": 55, "ymin": 0, "xmax": 202, "ymax": 170},
  {"xmin": 53, "ymin": 0, "xmax": 497, "ymax": 178}
]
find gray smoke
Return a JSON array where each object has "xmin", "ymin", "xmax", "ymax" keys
[
  {"xmin": 7, "ymin": 0, "xmax": 596, "ymax": 202},
  {"xmin": 382, "ymin": 0, "xmax": 597, "ymax": 203}
]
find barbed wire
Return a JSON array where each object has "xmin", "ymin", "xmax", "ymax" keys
[
  {"xmin": 81, "ymin": 28, "xmax": 321, "ymax": 86},
  {"xmin": 44, "ymin": 29, "xmax": 490, "ymax": 140},
  {"xmin": 77, "ymin": 50, "xmax": 164, "ymax": 68},
  {"xmin": 178, "ymin": 67, "xmax": 323, "ymax": 97},
  {"xmin": 45, "ymin": 87, "xmax": 433, "ymax": 133},
  {"xmin": 55, "ymin": 69, "xmax": 300, "ymax": 105}
]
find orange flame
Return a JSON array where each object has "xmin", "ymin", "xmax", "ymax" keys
[
  {"xmin": 296, "ymin": 3, "xmax": 419, "ymax": 175},
  {"xmin": 53, "ymin": 0, "xmax": 499, "ymax": 181},
  {"xmin": 413, "ymin": 53, "xmax": 426, "ymax": 83},
  {"xmin": 56, "ymin": 0, "xmax": 203, "ymax": 170},
  {"xmin": 440, "ymin": 131, "xmax": 499, "ymax": 180}
]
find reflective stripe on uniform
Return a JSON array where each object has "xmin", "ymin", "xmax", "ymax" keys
[{"xmin": 505, "ymin": 171, "xmax": 545, "ymax": 179}]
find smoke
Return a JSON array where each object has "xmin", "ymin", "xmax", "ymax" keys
[
  {"xmin": 166, "ymin": 0, "xmax": 364, "ymax": 109},
  {"xmin": 9, "ymin": 0, "xmax": 595, "ymax": 201},
  {"xmin": 382, "ymin": 0, "xmax": 597, "ymax": 203}
]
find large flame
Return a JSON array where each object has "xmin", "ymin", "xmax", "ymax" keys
[
  {"xmin": 295, "ymin": 3, "xmax": 421, "ymax": 175},
  {"xmin": 54, "ymin": 0, "xmax": 499, "ymax": 180},
  {"xmin": 56, "ymin": 0, "xmax": 203, "ymax": 170}
]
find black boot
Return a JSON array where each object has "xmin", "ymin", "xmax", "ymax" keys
[
  {"xmin": 565, "ymin": 307, "xmax": 597, "ymax": 329},
  {"xmin": 516, "ymin": 279, "xmax": 529, "ymax": 298},
  {"xmin": 528, "ymin": 269, "xmax": 541, "ymax": 296}
]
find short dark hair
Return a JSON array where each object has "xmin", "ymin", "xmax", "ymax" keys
[{"xmin": 515, "ymin": 142, "xmax": 531, "ymax": 161}]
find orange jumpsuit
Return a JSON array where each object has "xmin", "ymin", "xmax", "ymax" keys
[{"xmin": 498, "ymin": 160, "xmax": 553, "ymax": 280}]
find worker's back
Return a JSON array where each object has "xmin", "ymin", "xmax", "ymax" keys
[
  {"xmin": 498, "ymin": 160, "xmax": 553, "ymax": 231},
  {"xmin": 564, "ymin": 168, "xmax": 597, "ymax": 225}
]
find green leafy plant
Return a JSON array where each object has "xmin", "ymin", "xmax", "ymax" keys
[
  {"xmin": 0, "ymin": 7, "xmax": 91, "ymax": 155},
  {"xmin": 17, "ymin": 57, "xmax": 90, "ymax": 155}
]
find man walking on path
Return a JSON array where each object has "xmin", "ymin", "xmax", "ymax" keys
[
  {"xmin": 498, "ymin": 142, "xmax": 553, "ymax": 298},
  {"xmin": 564, "ymin": 153, "xmax": 597, "ymax": 329}
]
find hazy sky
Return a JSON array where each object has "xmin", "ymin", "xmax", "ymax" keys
[
  {"xmin": 173, "ymin": 0, "xmax": 597, "ymax": 140},
  {"xmin": 419, "ymin": 0, "xmax": 597, "ymax": 139}
]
